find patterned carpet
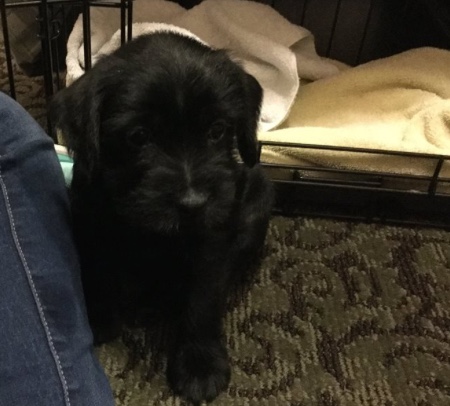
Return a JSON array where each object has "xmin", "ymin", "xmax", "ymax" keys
[
  {"xmin": 96, "ymin": 218, "xmax": 450, "ymax": 406},
  {"xmin": 0, "ymin": 43, "xmax": 47, "ymax": 130},
  {"xmin": 2, "ymin": 31, "xmax": 450, "ymax": 406}
]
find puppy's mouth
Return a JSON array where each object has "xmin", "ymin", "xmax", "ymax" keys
[
  {"xmin": 178, "ymin": 205, "xmax": 207, "ymax": 229},
  {"xmin": 112, "ymin": 174, "xmax": 237, "ymax": 234},
  {"xmin": 115, "ymin": 194, "xmax": 234, "ymax": 235}
]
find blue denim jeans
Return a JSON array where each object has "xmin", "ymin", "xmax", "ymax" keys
[{"xmin": 0, "ymin": 92, "xmax": 114, "ymax": 406}]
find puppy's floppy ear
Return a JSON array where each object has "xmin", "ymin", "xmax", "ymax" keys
[
  {"xmin": 236, "ymin": 72, "xmax": 263, "ymax": 167},
  {"xmin": 50, "ymin": 71, "xmax": 103, "ymax": 181}
]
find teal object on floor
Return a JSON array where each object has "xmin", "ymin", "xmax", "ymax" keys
[{"xmin": 55, "ymin": 146, "xmax": 73, "ymax": 186}]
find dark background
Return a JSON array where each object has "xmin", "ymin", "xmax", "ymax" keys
[{"xmin": 174, "ymin": 0, "xmax": 450, "ymax": 66}]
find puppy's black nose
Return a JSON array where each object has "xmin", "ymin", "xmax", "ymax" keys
[{"xmin": 180, "ymin": 189, "xmax": 208, "ymax": 209}]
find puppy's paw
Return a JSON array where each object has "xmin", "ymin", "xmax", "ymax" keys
[
  {"xmin": 167, "ymin": 340, "xmax": 231, "ymax": 404},
  {"xmin": 90, "ymin": 315, "xmax": 122, "ymax": 345},
  {"xmin": 92, "ymin": 323, "xmax": 121, "ymax": 345}
]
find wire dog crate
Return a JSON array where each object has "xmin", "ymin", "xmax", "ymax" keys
[
  {"xmin": 0, "ymin": 0, "xmax": 133, "ymax": 133},
  {"xmin": 1, "ymin": 0, "xmax": 450, "ymax": 229}
]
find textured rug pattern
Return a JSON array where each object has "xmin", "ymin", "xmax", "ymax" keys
[
  {"xmin": 96, "ymin": 217, "xmax": 450, "ymax": 406},
  {"xmin": 1, "ymin": 30, "xmax": 450, "ymax": 406},
  {"xmin": 0, "ymin": 42, "xmax": 47, "ymax": 129}
]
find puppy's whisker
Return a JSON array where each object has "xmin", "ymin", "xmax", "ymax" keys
[{"xmin": 182, "ymin": 159, "xmax": 193, "ymax": 186}]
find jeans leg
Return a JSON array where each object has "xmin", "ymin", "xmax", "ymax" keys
[{"xmin": 0, "ymin": 92, "xmax": 115, "ymax": 406}]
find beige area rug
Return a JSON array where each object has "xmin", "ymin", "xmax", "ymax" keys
[{"xmin": 1, "ymin": 30, "xmax": 450, "ymax": 406}]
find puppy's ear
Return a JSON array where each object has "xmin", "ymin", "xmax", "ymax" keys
[
  {"xmin": 50, "ymin": 71, "xmax": 103, "ymax": 181},
  {"xmin": 236, "ymin": 72, "xmax": 263, "ymax": 167}
]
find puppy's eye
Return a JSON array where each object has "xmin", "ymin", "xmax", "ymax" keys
[
  {"xmin": 207, "ymin": 121, "xmax": 228, "ymax": 143},
  {"xmin": 127, "ymin": 128, "xmax": 151, "ymax": 147}
]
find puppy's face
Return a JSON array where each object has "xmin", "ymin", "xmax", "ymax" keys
[{"xmin": 52, "ymin": 33, "xmax": 263, "ymax": 233}]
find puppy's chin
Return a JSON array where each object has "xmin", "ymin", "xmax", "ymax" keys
[
  {"xmin": 115, "ymin": 205, "xmax": 181, "ymax": 235},
  {"xmin": 115, "ymin": 199, "xmax": 235, "ymax": 236}
]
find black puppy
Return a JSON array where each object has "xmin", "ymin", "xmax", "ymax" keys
[{"xmin": 51, "ymin": 32, "xmax": 273, "ymax": 404}]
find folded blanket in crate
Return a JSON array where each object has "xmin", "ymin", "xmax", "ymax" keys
[
  {"xmin": 259, "ymin": 47, "xmax": 450, "ymax": 177},
  {"xmin": 65, "ymin": 0, "xmax": 341, "ymax": 131}
]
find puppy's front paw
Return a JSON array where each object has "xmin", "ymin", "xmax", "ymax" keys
[
  {"xmin": 91, "ymin": 321, "xmax": 121, "ymax": 345},
  {"xmin": 89, "ymin": 313, "xmax": 122, "ymax": 345},
  {"xmin": 167, "ymin": 340, "xmax": 231, "ymax": 404}
]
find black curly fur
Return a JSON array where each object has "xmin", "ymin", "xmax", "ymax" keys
[{"xmin": 51, "ymin": 32, "xmax": 273, "ymax": 404}]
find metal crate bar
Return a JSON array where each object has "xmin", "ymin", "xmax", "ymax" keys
[
  {"xmin": 261, "ymin": 161, "xmax": 450, "ymax": 184},
  {"xmin": 0, "ymin": 0, "xmax": 15, "ymax": 98},
  {"xmin": 260, "ymin": 140, "xmax": 450, "ymax": 160},
  {"xmin": 0, "ymin": 0, "xmax": 132, "ymax": 136}
]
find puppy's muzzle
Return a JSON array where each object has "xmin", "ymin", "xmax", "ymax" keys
[{"xmin": 180, "ymin": 188, "xmax": 209, "ymax": 210}]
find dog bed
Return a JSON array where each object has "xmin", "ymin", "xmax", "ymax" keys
[
  {"xmin": 258, "ymin": 47, "xmax": 450, "ymax": 181},
  {"xmin": 64, "ymin": 0, "xmax": 342, "ymax": 132}
]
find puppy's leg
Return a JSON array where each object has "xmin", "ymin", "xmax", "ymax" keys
[
  {"xmin": 167, "ymin": 244, "xmax": 231, "ymax": 404},
  {"xmin": 81, "ymin": 260, "xmax": 122, "ymax": 345},
  {"xmin": 232, "ymin": 166, "xmax": 274, "ymax": 282},
  {"xmin": 72, "ymin": 207, "xmax": 122, "ymax": 345},
  {"xmin": 167, "ymin": 167, "xmax": 273, "ymax": 404}
]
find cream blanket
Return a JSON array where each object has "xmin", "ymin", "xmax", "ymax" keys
[
  {"xmin": 65, "ymin": 0, "xmax": 341, "ymax": 131},
  {"xmin": 260, "ymin": 47, "xmax": 450, "ymax": 177}
]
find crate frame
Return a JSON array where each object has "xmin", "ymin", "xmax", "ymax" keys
[{"xmin": 2, "ymin": 0, "xmax": 450, "ymax": 229}]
